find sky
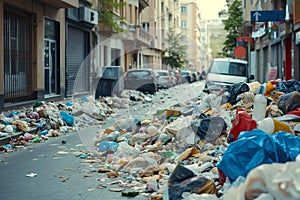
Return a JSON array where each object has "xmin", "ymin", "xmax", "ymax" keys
[{"xmin": 199, "ymin": 0, "xmax": 227, "ymax": 19}]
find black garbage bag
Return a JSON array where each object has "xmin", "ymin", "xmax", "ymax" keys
[
  {"xmin": 191, "ymin": 116, "xmax": 227, "ymax": 143},
  {"xmin": 276, "ymin": 79, "xmax": 300, "ymax": 93},
  {"xmin": 168, "ymin": 164, "xmax": 217, "ymax": 200},
  {"xmin": 223, "ymin": 82, "xmax": 250, "ymax": 105},
  {"xmin": 277, "ymin": 91, "xmax": 300, "ymax": 114}
]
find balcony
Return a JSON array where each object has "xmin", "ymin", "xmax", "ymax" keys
[
  {"xmin": 39, "ymin": 0, "xmax": 78, "ymax": 8},
  {"xmin": 135, "ymin": 26, "xmax": 153, "ymax": 46},
  {"xmin": 120, "ymin": 23, "xmax": 153, "ymax": 48},
  {"xmin": 139, "ymin": 0, "xmax": 149, "ymax": 11}
]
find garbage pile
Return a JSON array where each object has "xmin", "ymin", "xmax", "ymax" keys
[
  {"xmin": 0, "ymin": 89, "xmax": 155, "ymax": 152},
  {"xmin": 1, "ymin": 80, "xmax": 300, "ymax": 199},
  {"xmin": 89, "ymin": 80, "xmax": 300, "ymax": 199}
]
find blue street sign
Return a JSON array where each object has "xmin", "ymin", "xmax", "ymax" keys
[{"xmin": 251, "ymin": 10, "xmax": 285, "ymax": 22}]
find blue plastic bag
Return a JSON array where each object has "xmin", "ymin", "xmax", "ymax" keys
[
  {"xmin": 272, "ymin": 131, "xmax": 300, "ymax": 160},
  {"xmin": 60, "ymin": 111, "xmax": 75, "ymax": 126},
  {"xmin": 217, "ymin": 129, "xmax": 290, "ymax": 182}
]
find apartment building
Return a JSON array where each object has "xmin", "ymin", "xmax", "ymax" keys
[
  {"xmin": 180, "ymin": 0, "xmax": 202, "ymax": 71},
  {"xmin": 139, "ymin": 0, "xmax": 182, "ymax": 70},
  {"xmin": 96, "ymin": 0, "xmax": 151, "ymax": 73}
]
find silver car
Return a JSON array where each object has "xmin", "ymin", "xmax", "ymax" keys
[
  {"xmin": 124, "ymin": 69, "xmax": 158, "ymax": 94},
  {"xmin": 155, "ymin": 70, "xmax": 172, "ymax": 89}
]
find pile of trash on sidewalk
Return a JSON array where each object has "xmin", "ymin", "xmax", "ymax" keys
[
  {"xmin": 2, "ymin": 79, "xmax": 300, "ymax": 199},
  {"xmin": 0, "ymin": 90, "xmax": 151, "ymax": 152}
]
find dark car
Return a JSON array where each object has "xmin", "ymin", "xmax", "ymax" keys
[
  {"xmin": 199, "ymin": 70, "xmax": 207, "ymax": 80},
  {"xmin": 180, "ymin": 71, "xmax": 192, "ymax": 83},
  {"xmin": 191, "ymin": 72, "xmax": 198, "ymax": 82},
  {"xmin": 124, "ymin": 69, "xmax": 158, "ymax": 94}
]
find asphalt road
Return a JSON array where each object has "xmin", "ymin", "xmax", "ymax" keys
[
  {"xmin": 0, "ymin": 131, "xmax": 151, "ymax": 200},
  {"xmin": 0, "ymin": 81, "xmax": 205, "ymax": 200}
]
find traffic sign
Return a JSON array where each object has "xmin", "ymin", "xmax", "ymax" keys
[{"xmin": 251, "ymin": 10, "xmax": 285, "ymax": 22}]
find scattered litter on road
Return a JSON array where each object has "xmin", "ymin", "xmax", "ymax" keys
[{"xmin": 25, "ymin": 172, "xmax": 37, "ymax": 178}]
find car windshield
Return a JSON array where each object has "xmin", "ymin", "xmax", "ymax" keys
[
  {"xmin": 157, "ymin": 72, "xmax": 168, "ymax": 76},
  {"xmin": 210, "ymin": 61, "xmax": 246, "ymax": 76},
  {"xmin": 126, "ymin": 71, "xmax": 150, "ymax": 79},
  {"xmin": 180, "ymin": 72, "xmax": 189, "ymax": 76}
]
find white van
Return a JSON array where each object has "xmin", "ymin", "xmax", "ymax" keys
[{"xmin": 203, "ymin": 58, "xmax": 254, "ymax": 93}]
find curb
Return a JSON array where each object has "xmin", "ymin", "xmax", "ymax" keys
[{"xmin": 0, "ymin": 128, "xmax": 38, "ymax": 146}]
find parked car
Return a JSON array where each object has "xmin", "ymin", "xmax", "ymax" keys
[
  {"xmin": 172, "ymin": 70, "xmax": 182, "ymax": 84},
  {"xmin": 180, "ymin": 71, "xmax": 192, "ymax": 83},
  {"xmin": 155, "ymin": 70, "xmax": 172, "ymax": 89},
  {"xmin": 203, "ymin": 58, "xmax": 255, "ymax": 93},
  {"xmin": 191, "ymin": 72, "xmax": 198, "ymax": 82},
  {"xmin": 169, "ymin": 71, "xmax": 178, "ymax": 86},
  {"xmin": 124, "ymin": 69, "xmax": 158, "ymax": 94},
  {"xmin": 199, "ymin": 70, "xmax": 207, "ymax": 80}
]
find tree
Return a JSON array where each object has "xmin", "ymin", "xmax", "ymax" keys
[
  {"xmin": 219, "ymin": 0, "xmax": 243, "ymax": 57},
  {"xmin": 98, "ymin": 0, "xmax": 126, "ymax": 33},
  {"xmin": 163, "ymin": 29, "xmax": 187, "ymax": 69}
]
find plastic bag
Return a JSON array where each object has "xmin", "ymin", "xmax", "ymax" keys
[
  {"xmin": 223, "ymin": 82, "xmax": 250, "ymax": 105},
  {"xmin": 272, "ymin": 131, "xmax": 300, "ymax": 160},
  {"xmin": 124, "ymin": 155, "xmax": 158, "ymax": 171},
  {"xmin": 168, "ymin": 164, "xmax": 217, "ymax": 200},
  {"xmin": 276, "ymin": 79, "xmax": 300, "ymax": 93},
  {"xmin": 217, "ymin": 129, "xmax": 290, "ymax": 182},
  {"xmin": 60, "ymin": 111, "xmax": 74, "ymax": 126},
  {"xmin": 223, "ymin": 155, "xmax": 300, "ymax": 200},
  {"xmin": 229, "ymin": 109, "xmax": 257, "ymax": 142},
  {"xmin": 113, "ymin": 142, "xmax": 140, "ymax": 159},
  {"xmin": 191, "ymin": 116, "xmax": 227, "ymax": 144},
  {"xmin": 277, "ymin": 91, "xmax": 300, "ymax": 114}
]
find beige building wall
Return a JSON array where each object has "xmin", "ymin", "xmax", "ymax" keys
[
  {"xmin": 243, "ymin": 0, "xmax": 257, "ymax": 21},
  {"xmin": 180, "ymin": 0, "xmax": 202, "ymax": 71},
  {"xmin": 140, "ymin": 0, "xmax": 162, "ymax": 69}
]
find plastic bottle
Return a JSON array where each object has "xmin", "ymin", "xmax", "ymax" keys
[
  {"xmin": 39, "ymin": 130, "xmax": 48, "ymax": 136},
  {"xmin": 252, "ymin": 85, "xmax": 267, "ymax": 122},
  {"xmin": 106, "ymin": 131, "xmax": 120, "ymax": 141},
  {"xmin": 99, "ymin": 141, "xmax": 119, "ymax": 152}
]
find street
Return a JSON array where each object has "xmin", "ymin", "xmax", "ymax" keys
[{"xmin": 0, "ymin": 82, "xmax": 205, "ymax": 200}]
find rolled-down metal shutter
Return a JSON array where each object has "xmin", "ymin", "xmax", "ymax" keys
[{"xmin": 66, "ymin": 26, "xmax": 90, "ymax": 96}]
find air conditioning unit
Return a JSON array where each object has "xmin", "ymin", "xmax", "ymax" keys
[{"xmin": 79, "ymin": 7, "xmax": 98, "ymax": 25}]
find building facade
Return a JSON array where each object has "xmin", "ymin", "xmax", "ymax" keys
[
  {"xmin": 180, "ymin": 0, "xmax": 202, "ymax": 71},
  {"xmin": 243, "ymin": 0, "xmax": 299, "ymax": 83},
  {"xmin": 0, "ymin": 0, "xmax": 212, "ymax": 109},
  {"xmin": 0, "ymin": 0, "xmax": 79, "ymax": 109}
]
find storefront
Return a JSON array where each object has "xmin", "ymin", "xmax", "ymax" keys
[
  {"xmin": 0, "ymin": 0, "xmax": 77, "ymax": 109},
  {"xmin": 65, "ymin": 6, "xmax": 98, "ymax": 97}
]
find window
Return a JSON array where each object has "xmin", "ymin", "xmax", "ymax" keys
[
  {"xmin": 181, "ymin": 21, "xmax": 187, "ymax": 28},
  {"xmin": 4, "ymin": 5, "xmax": 33, "ymax": 102},
  {"xmin": 142, "ymin": 22, "xmax": 149, "ymax": 32},
  {"xmin": 181, "ymin": 6, "xmax": 187, "ymax": 14},
  {"xmin": 210, "ymin": 61, "xmax": 246, "ymax": 76}
]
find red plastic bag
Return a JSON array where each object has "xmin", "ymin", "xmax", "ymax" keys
[{"xmin": 229, "ymin": 109, "xmax": 257, "ymax": 141}]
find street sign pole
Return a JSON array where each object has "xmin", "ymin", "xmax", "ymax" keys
[{"xmin": 248, "ymin": 40, "xmax": 251, "ymax": 76}]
